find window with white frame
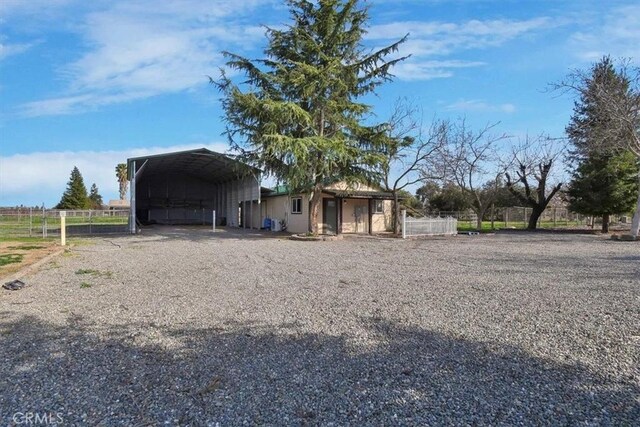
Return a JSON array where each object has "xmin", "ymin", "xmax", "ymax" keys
[
  {"xmin": 291, "ymin": 197, "xmax": 302, "ymax": 214},
  {"xmin": 373, "ymin": 200, "xmax": 384, "ymax": 214}
]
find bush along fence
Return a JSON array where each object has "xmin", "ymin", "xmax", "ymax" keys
[
  {"xmin": 0, "ymin": 208, "xmax": 129, "ymax": 238},
  {"xmin": 401, "ymin": 210, "xmax": 458, "ymax": 238}
]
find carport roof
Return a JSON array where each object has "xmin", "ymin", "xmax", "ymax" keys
[
  {"xmin": 127, "ymin": 148, "xmax": 260, "ymax": 183},
  {"xmin": 324, "ymin": 189, "xmax": 394, "ymax": 199}
]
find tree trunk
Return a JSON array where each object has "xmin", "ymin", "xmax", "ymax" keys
[
  {"xmin": 601, "ymin": 213, "xmax": 610, "ymax": 233},
  {"xmin": 393, "ymin": 191, "xmax": 400, "ymax": 235},
  {"xmin": 631, "ymin": 173, "xmax": 640, "ymax": 238},
  {"xmin": 527, "ymin": 206, "xmax": 544, "ymax": 230},
  {"xmin": 490, "ymin": 202, "xmax": 495, "ymax": 230},
  {"xmin": 475, "ymin": 207, "xmax": 485, "ymax": 230},
  {"xmin": 309, "ymin": 186, "xmax": 322, "ymax": 235}
]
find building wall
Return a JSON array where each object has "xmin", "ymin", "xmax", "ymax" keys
[
  {"xmin": 262, "ymin": 191, "xmax": 393, "ymax": 234},
  {"xmin": 340, "ymin": 199, "xmax": 369, "ymax": 234},
  {"xmin": 372, "ymin": 200, "xmax": 393, "ymax": 233},
  {"xmin": 262, "ymin": 194, "xmax": 310, "ymax": 233}
]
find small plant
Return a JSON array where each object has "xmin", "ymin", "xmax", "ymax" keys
[
  {"xmin": 80, "ymin": 282, "xmax": 92, "ymax": 288},
  {"xmin": 75, "ymin": 268, "xmax": 100, "ymax": 275},
  {"xmin": 75, "ymin": 268, "xmax": 113, "ymax": 278},
  {"xmin": 62, "ymin": 249, "xmax": 77, "ymax": 258},
  {"xmin": 0, "ymin": 254, "xmax": 24, "ymax": 267}
]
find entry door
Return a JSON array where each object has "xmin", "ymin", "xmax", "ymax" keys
[{"xmin": 323, "ymin": 198, "xmax": 338, "ymax": 234}]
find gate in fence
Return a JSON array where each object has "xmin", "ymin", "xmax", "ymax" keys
[
  {"xmin": 0, "ymin": 208, "xmax": 130, "ymax": 238},
  {"xmin": 401, "ymin": 210, "xmax": 457, "ymax": 238}
]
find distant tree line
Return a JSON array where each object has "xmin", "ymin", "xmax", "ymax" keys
[
  {"xmin": 395, "ymin": 56, "xmax": 639, "ymax": 234},
  {"xmin": 55, "ymin": 163, "xmax": 129, "ymax": 209},
  {"xmin": 216, "ymin": 0, "xmax": 638, "ymax": 235},
  {"xmin": 55, "ymin": 166, "xmax": 103, "ymax": 210}
]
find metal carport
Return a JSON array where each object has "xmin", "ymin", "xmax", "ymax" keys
[{"xmin": 127, "ymin": 148, "xmax": 261, "ymax": 233}]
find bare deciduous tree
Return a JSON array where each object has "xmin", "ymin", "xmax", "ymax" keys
[
  {"xmin": 440, "ymin": 119, "xmax": 510, "ymax": 230},
  {"xmin": 504, "ymin": 136, "xmax": 564, "ymax": 230},
  {"xmin": 380, "ymin": 100, "xmax": 447, "ymax": 234}
]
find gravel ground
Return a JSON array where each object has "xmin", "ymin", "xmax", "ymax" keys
[{"xmin": 0, "ymin": 227, "xmax": 638, "ymax": 426}]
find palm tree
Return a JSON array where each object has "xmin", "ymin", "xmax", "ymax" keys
[{"xmin": 115, "ymin": 163, "xmax": 128, "ymax": 200}]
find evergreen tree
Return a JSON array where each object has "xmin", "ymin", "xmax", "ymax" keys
[
  {"xmin": 56, "ymin": 166, "xmax": 90, "ymax": 209},
  {"xmin": 429, "ymin": 183, "xmax": 472, "ymax": 213},
  {"xmin": 88, "ymin": 183, "xmax": 104, "ymax": 209},
  {"xmin": 565, "ymin": 56, "xmax": 640, "ymax": 233},
  {"xmin": 217, "ymin": 0, "xmax": 407, "ymax": 234},
  {"xmin": 566, "ymin": 56, "xmax": 631, "ymax": 163},
  {"xmin": 567, "ymin": 152, "xmax": 638, "ymax": 232}
]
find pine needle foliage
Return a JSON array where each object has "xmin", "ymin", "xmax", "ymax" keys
[
  {"xmin": 56, "ymin": 166, "xmax": 90, "ymax": 209},
  {"xmin": 216, "ymin": 0, "xmax": 408, "ymax": 233}
]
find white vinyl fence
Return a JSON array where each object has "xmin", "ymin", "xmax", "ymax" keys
[{"xmin": 401, "ymin": 210, "xmax": 457, "ymax": 238}]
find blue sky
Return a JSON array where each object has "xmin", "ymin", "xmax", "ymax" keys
[{"xmin": 1, "ymin": 0, "xmax": 639, "ymax": 207}]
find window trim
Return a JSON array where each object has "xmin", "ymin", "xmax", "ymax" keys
[
  {"xmin": 373, "ymin": 199, "xmax": 384, "ymax": 214},
  {"xmin": 291, "ymin": 197, "xmax": 303, "ymax": 214}
]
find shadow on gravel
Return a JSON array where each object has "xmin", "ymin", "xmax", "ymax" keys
[
  {"xmin": 137, "ymin": 225, "xmax": 293, "ymax": 242},
  {"xmin": 1, "ymin": 315, "xmax": 637, "ymax": 425}
]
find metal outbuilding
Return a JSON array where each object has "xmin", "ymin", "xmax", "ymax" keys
[{"xmin": 127, "ymin": 148, "xmax": 261, "ymax": 233}]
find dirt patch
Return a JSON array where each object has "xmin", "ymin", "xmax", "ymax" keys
[{"xmin": 0, "ymin": 241, "xmax": 61, "ymax": 279}]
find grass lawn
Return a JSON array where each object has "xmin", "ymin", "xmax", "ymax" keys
[
  {"xmin": 0, "ymin": 239, "xmax": 61, "ymax": 279},
  {"xmin": 0, "ymin": 215, "xmax": 127, "ymax": 239},
  {"xmin": 457, "ymin": 220, "xmax": 587, "ymax": 232}
]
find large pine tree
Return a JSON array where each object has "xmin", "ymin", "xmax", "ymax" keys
[
  {"xmin": 565, "ymin": 56, "xmax": 640, "ymax": 233},
  {"xmin": 217, "ymin": 0, "xmax": 407, "ymax": 234},
  {"xmin": 567, "ymin": 152, "xmax": 639, "ymax": 232},
  {"xmin": 56, "ymin": 166, "xmax": 90, "ymax": 209},
  {"xmin": 566, "ymin": 57, "xmax": 630, "ymax": 162},
  {"xmin": 558, "ymin": 56, "xmax": 640, "ymax": 236}
]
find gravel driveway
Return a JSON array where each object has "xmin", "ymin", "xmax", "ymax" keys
[{"xmin": 1, "ymin": 227, "xmax": 638, "ymax": 426}]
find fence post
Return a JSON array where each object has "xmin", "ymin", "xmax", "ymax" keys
[
  {"xmin": 60, "ymin": 211, "xmax": 66, "ymax": 246},
  {"xmin": 212, "ymin": 210, "xmax": 216, "ymax": 233},
  {"xmin": 42, "ymin": 206, "xmax": 46, "ymax": 238},
  {"xmin": 29, "ymin": 207, "xmax": 33, "ymax": 237},
  {"xmin": 401, "ymin": 209, "xmax": 407, "ymax": 239}
]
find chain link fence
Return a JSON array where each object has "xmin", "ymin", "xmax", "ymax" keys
[
  {"xmin": 0, "ymin": 208, "xmax": 129, "ymax": 238},
  {"xmin": 501, "ymin": 207, "xmax": 588, "ymax": 228},
  {"xmin": 425, "ymin": 207, "xmax": 593, "ymax": 229}
]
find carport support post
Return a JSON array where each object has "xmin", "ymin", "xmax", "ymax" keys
[
  {"xmin": 212, "ymin": 210, "xmax": 216, "ymax": 232},
  {"xmin": 129, "ymin": 160, "xmax": 136, "ymax": 234},
  {"xmin": 60, "ymin": 211, "xmax": 66, "ymax": 246},
  {"xmin": 401, "ymin": 209, "xmax": 407, "ymax": 239}
]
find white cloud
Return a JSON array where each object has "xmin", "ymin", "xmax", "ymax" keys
[
  {"xmin": 16, "ymin": 0, "xmax": 270, "ymax": 117},
  {"xmin": 0, "ymin": 40, "xmax": 33, "ymax": 61},
  {"xmin": 392, "ymin": 60, "xmax": 485, "ymax": 80},
  {"xmin": 368, "ymin": 17, "xmax": 553, "ymax": 81},
  {"xmin": 445, "ymin": 99, "xmax": 516, "ymax": 114},
  {"xmin": 569, "ymin": 5, "xmax": 640, "ymax": 62},
  {"xmin": 0, "ymin": 142, "xmax": 229, "ymax": 207},
  {"xmin": 368, "ymin": 17, "xmax": 551, "ymax": 44},
  {"xmin": 0, "ymin": 32, "xmax": 42, "ymax": 61}
]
